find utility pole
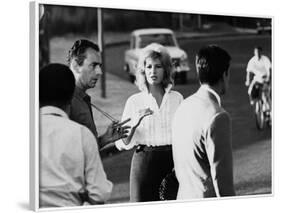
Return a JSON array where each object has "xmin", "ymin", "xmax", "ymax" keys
[
  {"xmin": 97, "ymin": 8, "xmax": 106, "ymax": 98},
  {"xmin": 179, "ymin": 13, "xmax": 184, "ymax": 32},
  {"xmin": 39, "ymin": 4, "xmax": 50, "ymax": 69},
  {"xmin": 198, "ymin": 14, "xmax": 202, "ymax": 30}
]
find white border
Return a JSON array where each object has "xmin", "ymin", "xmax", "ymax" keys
[
  {"xmin": 271, "ymin": 13, "xmax": 275, "ymax": 199},
  {"xmin": 30, "ymin": 1, "xmax": 40, "ymax": 211},
  {"xmin": 30, "ymin": 0, "xmax": 275, "ymax": 212},
  {"xmin": 1, "ymin": 0, "xmax": 279, "ymax": 212},
  {"xmin": 36, "ymin": 0, "xmax": 273, "ymax": 19},
  {"xmin": 29, "ymin": 2, "xmax": 35, "ymax": 210}
]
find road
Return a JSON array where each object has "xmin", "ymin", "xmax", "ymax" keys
[
  {"xmin": 49, "ymin": 33, "xmax": 272, "ymax": 202},
  {"xmin": 101, "ymin": 34, "xmax": 272, "ymax": 202},
  {"xmin": 105, "ymin": 34, "xmax": 272, "ymax": 149}
]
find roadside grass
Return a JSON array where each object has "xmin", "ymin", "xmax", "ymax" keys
[{"xmin": 234, "ymin": 139, "xmax": 272, "ymax": 196}]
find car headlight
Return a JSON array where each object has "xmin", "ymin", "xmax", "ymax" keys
[
  {"xmin": 180, "ymin": 53, "xmax": 189, "ymax": 67},
  {"xmin": 180, "ymin": 53, "xmax": 187, "ymax": 61}
]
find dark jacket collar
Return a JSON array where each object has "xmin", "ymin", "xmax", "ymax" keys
[{"xmin": 74, "ymin": 86, "xmax": 91, "ymax": 102}]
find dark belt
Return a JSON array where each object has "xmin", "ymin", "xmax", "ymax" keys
[{"xmin": 135, "ymin": 144, "xmax": 172, "ymax": 153}]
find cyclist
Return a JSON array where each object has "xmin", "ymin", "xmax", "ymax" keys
[{"xmin": 245, "ymin": 46, "xmax": 271, "ymax": 110}]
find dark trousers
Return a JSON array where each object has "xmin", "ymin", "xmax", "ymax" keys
[{"xmin": 129, "ymin": 145, "xmax": 174, "ymax": 202}]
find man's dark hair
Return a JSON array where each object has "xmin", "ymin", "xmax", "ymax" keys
[
  {"xmin": 40, "ymin": 63, "xmax": 75, "ymax": 108},
  {"xmin": 196, "ymin": 45, "xmax": 231, "ymax": 86},
  {"xmin": 67, "ymin": 39, "xmax": 100, "ymax": 66}
]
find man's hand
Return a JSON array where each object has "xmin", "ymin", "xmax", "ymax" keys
[{"xmin": 100, "ymin": 118, "xmax": 131, "ymax": 146}]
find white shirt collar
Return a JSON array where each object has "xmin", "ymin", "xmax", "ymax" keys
[
  {"xmin": 164, "ymin": 84, "xmax": 173, "ymax": 93},
  {"xmin": 201, "ymin": 84, "xmax": 221, "ymax": 107},
  {"xmin": 144, "ymin": 84, "xmax": 173, "ymax": 110},
  {"xmin": 40, "ymin": 106, "xmax": 68, "ymax": 118}
]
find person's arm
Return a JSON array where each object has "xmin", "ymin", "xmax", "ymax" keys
[
  {"xmin": 115, "ymin": 108, "xmax": 153, "ymax": 150},
  {"xmin": 82, "ymin": 127, "xmax": 113, "ymax": 204},
  {"xmin": 264, "ymin": 56, "xmax": 271, "ymax": 82},
  {"xmin": 245, "ymin": 71, "xmax": 251, "ymax": 86},
  {"xmin": 122, "ymin": 108, "xmax": 153, "ymax": 145},
  {"xmin": 245, "ymin": 59, "xmax": 253, "ymax": 86},
  {"xmin": 205, "ymin": 112, "xmax": 235, "ymax": 197},
  {"xmin": 114, "ymin": 96, "xmax": 153, "ymax": 151}
]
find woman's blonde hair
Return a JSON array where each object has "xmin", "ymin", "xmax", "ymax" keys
[{"xmin": 136, "ymin": 43, "xmax": 174, "ymax": 92}]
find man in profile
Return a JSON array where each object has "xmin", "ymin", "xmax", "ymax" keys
[
  {"xmin": 172, "ymin": 45, "xmax": 235, "ymax": 199},
  {"xmin": 68, "ymin": 39, "xmax": 130, "ymax": 150},
  {"xmin": 39, "ymin": 63, "xmax": 112, "ymax": 207}
]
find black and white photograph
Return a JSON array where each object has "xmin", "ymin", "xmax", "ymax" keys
[{"xmin": 29, "ymin": 0, "xmax": 273, "ymax": 211}]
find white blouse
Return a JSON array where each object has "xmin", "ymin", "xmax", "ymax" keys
[{"xmin": 115, "ymin": 86, "xmax": 183, "ymax": 150}]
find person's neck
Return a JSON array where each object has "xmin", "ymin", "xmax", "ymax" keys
[
  {"xmin": 76, "ymin": 80, "xmax": 87, "ymax": 93},
  {"xmin": 202, "ymin": 83, "xmax": 222, "ymax": 97},
  {"xmin": 41, "ymin": 103, "xmax": 70, "ymax": 115},
  {"xmin": 148, "ymin": 84, "xmax": 165, "ymax": 107},
  {"xmin": 148, "ymin": 84, "xmax": 165, "ymax": 96},
  {"xmin": 256, "ymin": 54, "xmax": 262, "ymax": 60}
]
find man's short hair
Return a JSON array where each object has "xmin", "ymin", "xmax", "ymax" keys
[
  {"xmin": 67, "ymin": 39, "xmax": 100, "ymax": 66},
  {"xmin": 196, "ymin": 45, "xmax": 231, "ymax": 86},
  {"xmin": 40, "ymin": 63, "xmax": 75, "ymax": 107}
]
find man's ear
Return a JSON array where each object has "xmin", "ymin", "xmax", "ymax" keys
[
  {"xmin": 222, "ymin": 71, "xmax": 227, "ymax": 82},
  {"xmin": 222, "ymin": 69, "xmax": 230, "ymax": 87},
  {"xmin": 70, "ymin": 59, "xmax": 81, "ymax": 74},
  {"xmin": 225, "ymin": 68, "xmax": 229, "ymax": 77}
]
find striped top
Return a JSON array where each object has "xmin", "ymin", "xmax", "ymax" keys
[{"xmin": 115, "ymin": 85, "xmax": 183, "ymax": 150}]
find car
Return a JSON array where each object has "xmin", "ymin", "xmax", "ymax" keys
[{"xmin": 124, "ymin": 28, "xmax": 191, "ymax": 84}]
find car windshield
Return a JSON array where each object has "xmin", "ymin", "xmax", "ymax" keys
[{"xmin": 137, "ymin": 33, "xmax": 176, "ymax": 48}]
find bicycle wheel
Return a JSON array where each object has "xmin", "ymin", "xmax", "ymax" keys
[
  {"xmin": 255, "ymin": 100, "xmax": 265, "ymax": 130},
  {"xmin": 266, "ymin": 111, "xmax": 272, "ymax": 127}
]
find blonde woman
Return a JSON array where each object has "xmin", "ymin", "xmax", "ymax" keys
[{"xmin": 115, "ymin": 43, "xmax": 183, "ymax": 202}]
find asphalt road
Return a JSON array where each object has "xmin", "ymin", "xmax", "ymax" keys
[
  {"xmin": 49, "ymin": 33, "xmax": 272, "ymax": 202},
  {"xmin": 105, "ymin": 34, "xmax": 272, "ymax": 150},
  {"xmin": 102, "ymin": 35, "xmax": 272, "ymax": 200}
]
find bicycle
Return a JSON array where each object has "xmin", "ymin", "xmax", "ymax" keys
[{"xmin": 250, "ymin": 81, "xmax": 271, "ymax": 130}]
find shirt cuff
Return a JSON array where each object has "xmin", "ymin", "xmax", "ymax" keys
[
  {"xmin": 115, "ymin": 140, "xmax": 125, "ymax": 151},
  {"xmin": 115, "ymin": 139, "xmax": 134, "ymax": 151}
]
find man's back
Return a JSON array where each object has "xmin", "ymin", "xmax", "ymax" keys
[
  {"xmin": 40, "ymin": 106, "xmax": 112, "ymax": 207},
  {"xmin": 172, "ymin": 86, "xmax": 234, "ymax": 199}
]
